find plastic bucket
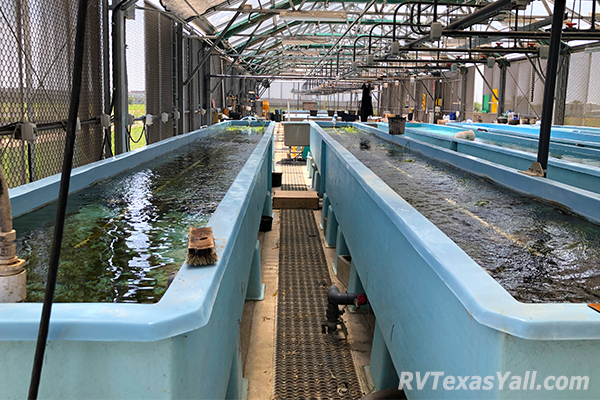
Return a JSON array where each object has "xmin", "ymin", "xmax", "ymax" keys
[{"xmin": 389, "ymin": 116, "xmax": 406, "ymax": 135}]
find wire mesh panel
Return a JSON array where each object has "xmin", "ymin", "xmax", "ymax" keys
[
  {"xmin": 0, "ymin": 0, "xmax": 104, "ymax": 188},
  {"xmin": 565, "ymin": 51, "xmax": 600, "ymax": 127},
  {"xmin": 144, "ymin": 3, "xmax": 174, "ymax": 144}
]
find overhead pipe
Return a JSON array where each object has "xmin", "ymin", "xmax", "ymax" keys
[
  {"xmin": 307, "ymin": 0, "xmax": 378, "ymax": 76},
  {"xmin": 375, "ymin": 57, "xmax": 489, "ymax": 63},
  {"xmin": 368, "ymin": 23, "xmax": 388, "ymax": 54},
  {"xmin": 408, "ymin": 0, "xmax": 514, "ymax": 47},
  {"xmin": 443, "ymin": 29, "xmax": 600, "ymax": 39},
  {"xmin": 392, "ymin": 0, "xmax": 486, "ymax": 41},
  {"xmin": 410, "ymin": 2, "xmax": 432, "ymax": 35}
]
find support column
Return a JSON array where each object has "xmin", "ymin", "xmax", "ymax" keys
[
  {"xmin": 348, "ymin": 261, "xmax": 365, "ymax": 297},
  {"xmin": 370, "ymin": 321, "xmax": 400, "ymax": 391},
  {"xmin": 497, "ymin": 62, "xmax": 507, "ymax": 117},
  {"xmin": 262, "ymin": 139, "xmax": 273, "ymax": 219},
  {"xmin": 320, "ymin": 193, "xmax": 329, "ymax": 230},
  {"xmin": 187, "ymin": 38, "xmax": 197, "ymax": 131},
  {"xmin": 319, "ymin": 141, "xmax": 327, "ymax": 196},
  {"xmin": 554, "ymin": 50, "xmax": 571, "ymax": 125},
  {"xmin": 333, "ymin": 229, "xmax": 350, "ymax": 279},
  {"xmin": 324, "ymin": 205, "xmax": 338, "ymax": 248},
  {"xmin": 102, "ymin": 0, "xmax": 112, "ymax": 157},
  {"xmin": 203, "ymin": 46, "xmax": 212, "ymax": 126},
  {"xmin": 312, "ymin": 171, "xmax": 321, "ymax": 193},
  {"xmin": 537, "ymin": 0, "xmax": 567, "ymax": 172},
  {"xmin": 176, "ymin": 23, "xmax": 184, "ymax": 135},
  {"xmin": 112, "ymin": 4, "xmax": 128, "ymax": 155},
  {"xmin": 460, "ymin": 67, "xmax": 468, "ymax": 121},
  {"xmin": 225, "ymin": 336, "xmax": 248, "ymax": 399},
  {"xmin": 246, "ymin": 240, "xmax": 265, "ymax": 301}
]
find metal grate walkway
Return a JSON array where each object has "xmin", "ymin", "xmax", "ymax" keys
[
  {"xmin": 272, "ymin": 122, "xmax": 362, "ymax": 398},
  {"xmin": 280, "ymin": 162, "xmax": 308, "ymax": 191},
  {"xmin": 273, "ymin": 208, "xmax": 362, "ymax": 399}
]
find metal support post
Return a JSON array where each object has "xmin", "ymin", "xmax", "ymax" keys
[
  {"xmin": 536, "ymin": 0, "xmax": 567, "ymax": 173},
  {"xmin": 203, "ymin": 46, "xmax": 212, "ymax": 126},
  {"xmin": 176, "ymin": 23, "xmax": 184, "ymax": 135},
  {"xmin": 553, "ymin": 50, "xmax": 570, "ymax": 125},
  {"xmin": 112, "ymin": 4, "xmax": 128, "ymax": 155},
  {"xmin": 102, "ymin": 0, "xmax": 112, "ymax": 157},
  {"xmin": 498, "ymin": 63, "xmax": 507, "ymax": 116},
  {"xmin": 460, "ymin": 68, "xmax": 468, "ymax": 121}
]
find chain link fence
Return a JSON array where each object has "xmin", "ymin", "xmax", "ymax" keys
[
  {"xmin": 0, "ymin": 1, "xmax": 188, "ymax": 188},
  {"xmin": 0, "ymin": 0, "xmax": 104, "ymax": 188},
  {"xmin": 565, "ymin": 50, "xmax": 600, "ymax": 127},
  {"xmin": 145, "ymin": 6, "xmax": 174, "ymax": 144}
]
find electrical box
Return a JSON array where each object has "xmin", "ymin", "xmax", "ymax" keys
[
  {"xmin": 390, "ymin": 41, "xmax": 400, "ymax": 56},
  {"xmin": 173, "ymin": 110, "xmax": 180, "ymax": 120},
  {"xmin": 487, "ymin": 57, "xmax": 496, "ymax": 68},
  {"xmin": 126, "ymin": 114, "xmax": 135, "ymax": 126},
  {"xmin": 100, "ymin": 114, "xmax": 111, "ymax": 128},
  {"xmin": 430, "ymin": 22, "xmax": 443, "ymax": 41},
  {"xmin": 539, "ymin": 45, "xmax": 549, "ymax": 59},
  {"xmin": 145, "ymin": 114, "xmax": 154, "ymax": 126},
  {"xmin": 161, "ymin": 112, "xmax": 169, "ymax": 123},
  {"xmin": 283, "ymin": 123, "xmax": 311, "ymax": 147},
  {"xmin": 18, "ymin": 122, "xmax": 37, "ymax": 142},
  {"xmin": 367, "ymin": 54, "xmax": 374, "ymax": 66},
  {"xmin": 450, "ymin": 64, "xmax": 458, "ymax": 73}
]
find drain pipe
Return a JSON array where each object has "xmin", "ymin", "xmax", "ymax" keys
[
  {"xmin": 0, "ymin": 165, "xmax": 26, "ymax": 303},
  {"xmin": 323, "ymin": 285, "xmax": 367, "ymax": 334}
]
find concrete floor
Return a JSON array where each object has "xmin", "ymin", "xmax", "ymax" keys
[{"xmin": 240, "ymin": 123, "xmax": 377, "ymax": 399}]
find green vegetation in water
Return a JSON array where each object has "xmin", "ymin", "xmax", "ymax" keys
[
  {"xmin": 331, "ymin": 125, "xmax": 600, "ymax": 303},
  {"xmin": 225, "ymin": 125, "xmax": 267, "ymax": 135},
  {"xmin": 338, "ymin": 126, "xmax": 359, "ymax": 134},
  {"xmin": 359, "ymin": 138, "xmax": 371, "ymax": 150},
  {"xmin": 15, "ymin": 130, "xmax": 264, "ymax": 303}
]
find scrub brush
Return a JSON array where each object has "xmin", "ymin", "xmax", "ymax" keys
[{"xmin": 186, "ymin": 227, "xmax": 218, "ymax": 266}]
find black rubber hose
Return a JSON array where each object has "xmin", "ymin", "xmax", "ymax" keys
[{"xmin": 28, "ymin": 0, "xmax": 89, "ymax": 398}]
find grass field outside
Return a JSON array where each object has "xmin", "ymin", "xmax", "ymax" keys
[
  {"xmin": 1, "ymin": 103, "xmax": 149, "ymax": 188},
  {"xmin": 110, "ymin": 103, "xmax": 147, "ymax": 154}
]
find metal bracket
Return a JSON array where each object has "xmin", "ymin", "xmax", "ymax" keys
[{"xmin": 519, "ymin": 162, "xmax": 546, "ymax": 177}]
